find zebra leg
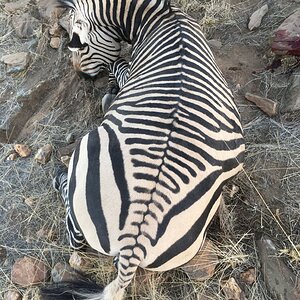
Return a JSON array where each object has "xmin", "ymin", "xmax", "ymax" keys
[
  {"xmin": 102, "ymin": 58, "xmax": 130, "ymax": 114},
  {"xmin": 102, "ymin": 72, "xmax": 120, "ymax": 114},
  {"xmin": 53, "ymin": 168, "xmax": 86, "ymax": 249}
]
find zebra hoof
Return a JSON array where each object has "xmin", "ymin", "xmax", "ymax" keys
[{"xmin": 53, "ymin": 167, "xmax": 68, "ymax": 192}]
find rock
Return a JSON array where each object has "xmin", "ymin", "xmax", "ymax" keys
[
  {"xmin": 271, "ymin": 9, "xmax": 300, "ymax": 56},
  {"xmin": 61, "ymin": 155, "xmax": 71, "ymax": 167},
  {"xmin": 180, "ymin": 240, "xmax": 218, "ymax": 281},
  {"xmin": 12, "ymin": 13, "xmax": 39, "ymax": 38},
  {"xmin": 4, "ymin": 290, "xmax": 22, "ymax": 300},
  {"xmin": 1, "ymin": 52, "xmax": 31, "ymax": 74},
  {"xmin": 49, "ymin": 22, "xmax": 63, "ymax": 37},
  {"xmin": 34, "ymin": 144, "xmax": 52, "ymax": 164},
  {"xmin": 57, "ymin": 140, "xmax": 81, "ymax": 158},
  {"xmin": 14, "ymin": 144, "xmax": 31, "ymax": 158},
  {"xmin": 281, "ymin": 73, "xmax": 300, "ymax": 112},
  {"xmin": 245, "ymin": 92, "xmax": 278, "ymax": 116},
  {"xmin": 229, "ymin": 184, "xmax": 239, "ymax": 198},
  {"xmin": 207, "ymin": 39, "xmax": 222, "ymax": 50},
  {"xmin": 248, "ymin": 4, "xmax": 268, "ymax": 31},
  {"xmin": 221, "ymin": 277, "xmax": 245, "ymax": 300},
  {"xmin": 50, "ymin": 37, "xmax": 61, "ymax": 49},
  {"xmin": 256, "ymin": 235, "xmax": 300, "ymax": 300},
  {"xmin": 69, "ymin": 252, "xmax": 93, "ymax": 272},
  {"xmin": 11, "ymin": 256, "xmax": 50, "ymax": 287},
  {"xmin": 7, "ymin": 152, "xmax": 18, "ymax": 161},
  {"xmin": 240, "ymin": 268, "xmax": 256, "ymax": 285},
  {"xmin": 4, "ymin": 0, "xmax": 30, "ymax": 13},
  {"xmin": 52, "ymin": 262, "xmax": 86, "ymax": 283},
  {"xmin": 24, "ymin": 197, "xmax": 36, "ymax": 207}
]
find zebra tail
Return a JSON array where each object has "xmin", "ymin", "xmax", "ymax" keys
[
  {"xmin": 40, "ymin": 280, "xmax": 103, "ymax": 300},
  {"xmin": 40, "ymin": 275, "xmax": 127, "ymax": 300}
]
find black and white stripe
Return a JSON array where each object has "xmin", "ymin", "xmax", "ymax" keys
[{"xmin": 42, "ymin": 0, "xmax": 245, "ymax": 299}]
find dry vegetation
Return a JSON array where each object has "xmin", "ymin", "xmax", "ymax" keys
[{"xmin": 0, "ymin": 0, "xmax": 300, "ymax": 299}]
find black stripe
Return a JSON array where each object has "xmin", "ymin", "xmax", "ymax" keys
[
  {"xmin": 68, "ymin": 141, "xmax": 83, "ymax": 234},
  {"xmin": 147, "ymin": 179, "xmax": 225, "ymax": 268},
  {"xmin": 86, "ymin": 129, "xmax": 110, "ymax": 253},
  {"xmin": 103, "ymin": 123, "xmax": 130, "ymax": 231}
]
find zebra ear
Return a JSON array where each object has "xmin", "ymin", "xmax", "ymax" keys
[{"xmin": 53, "ymin": 0, "xmax": 76, "ymax": 9}]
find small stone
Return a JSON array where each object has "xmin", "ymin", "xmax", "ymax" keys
[
  {"xmin": 52, "ymin": 262, "xmax": 85, "ymax": 283},
  {"xmin": 207, "ymin": 39, "xmax": 222, "ymax": 50},
  {"xmin": 11, "ymin": 256, "xmax": 50, "ymax": 287},
  {"xmin": 7, "ymin": 152, "xmax": 18, "ymax": 161},
  {"xmin": 4, "ymin": 0, "xmax": 30, "ymax": 13},
  {"xmin": 4, "ymin": 290, "xmax": 22, "ymax": 300},
  {"xmin": 12, "ymin": 13, "xmax": 39, "ymax": 38},
  {"xmin": 34, "ymin": 144, "xmax": 52, "ymax": 164},
  {"xmin": 61, "ymin": 155, "xmax": 71, "ymax": 167},
  {"xmin": 1, "ymin": 52, "xmax": 31, "ymax": 74},
  {"xmin": 49, "ymin": 22, "xmax": 63, "ymax": 37},
  {"xmin": 248, "ymin": 4, "xmax": 269, "ymax": 31},
  {"xmin": 221, "ymin": 277, "xmax": 244, "ymax": 300},
  {"xmin": 230, "ymin": 184, "xmax": 240, "ymax": 198},
  {"xmin": 14, "ymin": 144, "xmax": 31, "ymax": 158},
  {"xmin": 69, "ymin": 252, "xmax": 92, "ymax": 272},
  {"xmin": 240, "ymin": 268, "xmax": 256, "ymax": 285},
  {"xmin": 50, "ymin": 37, "xmax": 61, "ymax": 49},
  {"xmin": 180, "ymin": 240, "xmax": 219, "ymax": 281},
  {"xmin": 24, "ymin": 197, "xmax": 36, "ymax": 207}
]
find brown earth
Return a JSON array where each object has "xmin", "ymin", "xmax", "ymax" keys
[{"xmin": 0, "ymin": 0, "xmax": 299, "ymax": 299}]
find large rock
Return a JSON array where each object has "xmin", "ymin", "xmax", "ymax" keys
[
  {"xmin": 11, "ymin": 256, "xmax": 50, "ymax": 287},
  {"xmin": 12, "ymin": 13, "xmax": 39, "ymax": 38},
  {"xmin": 34, "ymin": 144, "xmax": 52, "ymax": 164},
  {"xmin": 271, "ymin": 9, "xmax": 300, "ymax": 56},
  {"xmin": 1, "ymin": 52, "xmax": 31, "ymax": 74}
]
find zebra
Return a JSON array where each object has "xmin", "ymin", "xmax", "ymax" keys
[{"xmin": 41, "ymin": 0, "xmax": 245, "ymax": 299}]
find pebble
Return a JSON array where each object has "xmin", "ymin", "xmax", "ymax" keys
[
  {"xmin": 1, "ymin": 52, "xmax": 31, "ymax": 74},
  {"xmin": 221, "ymin": 277, "xmax": 244, "ymax": 300},
  {"xmin": 34, "ymin": 144, "xmax": 52, "ymax": 164},
  {"xmin": 11, "ymin": 256, "xmax": 49, "ymax": 287},
  {"xmin": 240, "ymin": 268, "xmax": 256, "ymax": 285},
  {"xmin": 7, "ymin": 152, "xmax": 18, "ymax": 161},
  {"xmin": 50, "ymin": 37, "xmax": 61, "ymax": 49},
  {"xmin": 248, "ymin": 4, "xmax": 269, "ymax": 31},
  {"xmin": 14, "ymin": 144, "xmax": 31, "ymax": 158},
  {"xmin": 4, "ymin": 290, "xmax": 22, "ymax": 300}
]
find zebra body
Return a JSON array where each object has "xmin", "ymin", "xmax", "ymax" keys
[{"xmin": 43, "ymin": 0, "xmax": 245, "ymax": 299}]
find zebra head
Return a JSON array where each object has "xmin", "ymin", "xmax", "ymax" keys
[{"xmin": 56, "ymin": 0, "xmax": 122, "ymax": 77}]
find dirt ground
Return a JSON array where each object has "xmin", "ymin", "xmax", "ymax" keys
[{"xmin": 0, "ymin": 0, "xmax": 299, "ymax": 299}]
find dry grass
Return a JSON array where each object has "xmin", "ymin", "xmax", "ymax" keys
[{"xmin": 1, "ymin": 0, "xmax": 300, "ymax": 299}]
